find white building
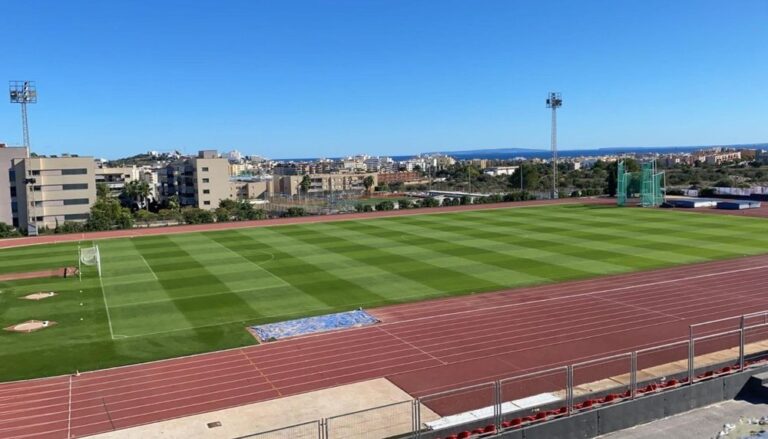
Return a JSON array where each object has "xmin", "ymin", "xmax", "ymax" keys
[{"xmin": 483, "ymin": 166, "xmax": 519, "ymax": 176}]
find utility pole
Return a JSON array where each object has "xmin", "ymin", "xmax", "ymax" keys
[
  {"xmin": 546, "ymin": 92, "xmax": 563, "ymax": 199},
  {"xmin": 467, "ymin": 165, "xmax": 471, "ymax": 194}
]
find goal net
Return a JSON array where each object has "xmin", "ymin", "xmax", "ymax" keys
[{"xmin": 79, "ymin": 245, "xmax": 102, "ymax": 277}]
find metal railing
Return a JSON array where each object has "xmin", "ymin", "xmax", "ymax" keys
[{"xmin": 241, "ymin": 310, "xmax": 768, "ymax": 439}]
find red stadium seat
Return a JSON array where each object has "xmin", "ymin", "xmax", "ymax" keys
[
  {"xmin": 471, "ymin": 428, "xmax": 485, "ymax": 435},
  {"xmin": 457, "ymin": 431, "xmax": 471, "ymax": 439},
  {"xmin": 535, "ymin": 411, "xmax": 548, "ymax": 420},
  {"xmin": 510, "ymin": 418, "xmax": 522, "ymax": 427},
  {"xmin": 483, "ymin": 424, "xmax": 497, "ymax": 433}
]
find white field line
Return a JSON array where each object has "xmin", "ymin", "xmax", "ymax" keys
[
  {"xmin": 98, "ymin": 272, "xmax": 118, "ymax": 340},
  {"xmin": 138, "ymin": 254, "xmax": 159, "ymax": 281},
  {"xmin": 95, "ymin": 245, "xmax": 123, "ymax": 340},
  {"xmin": 203, "ymin": 237, "xmax": 289, "ymax": 288}
]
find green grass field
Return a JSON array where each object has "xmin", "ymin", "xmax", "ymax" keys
[{"xmin": 2, "ymin": 204, "xmax": 768, "ymax": 382}]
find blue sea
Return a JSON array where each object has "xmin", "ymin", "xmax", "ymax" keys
[{"xmin": 276, "ymin": 144, "xmax": 766, "ymax": 162}]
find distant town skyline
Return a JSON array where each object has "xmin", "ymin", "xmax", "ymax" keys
[{"xmin": 1, "ymin": 0, "xmax": 766, "ymax": 158}]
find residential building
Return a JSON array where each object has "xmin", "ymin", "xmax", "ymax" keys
[
  {"xmin": 12, "ymin": 156, "xmax": 96, "ymax": 232},
  {"xmin": 483, "ymin": 166, "xmax": 519, "ymax": 176},
  {"xmin": 364, "ymin": 156, "xmax": 395, "ymax": 172},
  {"xmin": 140, "ymin": 168, "xmax": 159, "ymax": 200},
  {"xmin": 159, "ymin": 150, "xmax": 230, "ymax": 210},
  {"xmin": 272, "ymin": 173, "xmax": 378, "ymax": 196},
  {"xmin": 377, "ymin": 171, "xmax": 422, "ymax": 185},
  {"xmin": 229, "ymin": 179, "xmax": 269, "ymax": 200},
  {"xmin": 0, "ymin": 144, "xmax": 29, "ymax": 227},
  {"xmin": 705, "ymin": 151, "xmax": 741, "ymax": 165},
  {"xmin": 95, "ymin": 166, "xmax": 140, "ymax": 198}
]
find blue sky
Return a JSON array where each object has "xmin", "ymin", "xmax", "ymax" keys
[{"xmin": 1, "ymin": 0, "xmax": 766, "ymax": 159}]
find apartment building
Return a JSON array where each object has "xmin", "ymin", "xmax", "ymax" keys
[
  {"xmin": 272, "ymin": 173, "xmax": 378, "ymax": 196},
  {"xmin": 377, "ymin": 171, "xmax": 422, "ymax": 185},
  {"xmin": 95, "ymin": 166, "xmax": 140, "ymax": 198},
  {"xmin": 159, "ymin": 150, "xmax": 230, "ymax": 210},
  {"xmin": 229, "ymin": 179, "xmax": 269, "ymax": 200},
  {"xmin": 0, "ymin": 144, "xmax": 29, "ymax": 227},
  {"xmin": 12, "ymin": 156, "xmax": 96, "ymax": 233},
  {"xmin": 483, "ymin": 166, "xmax": 519, "ymax": 176}
]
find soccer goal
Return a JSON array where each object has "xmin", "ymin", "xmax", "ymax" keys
[{"xmin": 78, "ymin": 245, "xmax": 102, "ymax": 278}]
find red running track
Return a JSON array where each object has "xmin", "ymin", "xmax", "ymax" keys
[{"xmin": 4, "ymin": 254, "xmax": 768, "ymax": 438}]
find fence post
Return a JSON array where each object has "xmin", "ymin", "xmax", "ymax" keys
[
  {"xmin": 411, "ymin": 399, "xmax": 420, "ymax": 438},
  {"xmin": 566, "ymin": 365, "xmax": 574, "ymax": 415},
  {"xmin": 630, "ymin": 351, "xmax": 638, "ymax": 399},
  {"xmin": 688, "ymin": 326, "xmax": 695, "ymax": 384},
  {"xmin": 414, "ymin": 399, "xmax": 421, "ymax": 439},
  {"xmin": 322, "ymin": 418, "xmax": 328, "ymax": 439},
  {"xmin": 740, "ymin": 315, "xmax": 746, "ymax": 371},
  {"xmin": 494, "ymin": 380, "xmax": 502, "ymax": 429}
]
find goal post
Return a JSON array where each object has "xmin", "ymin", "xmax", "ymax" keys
[{"xmin": 79, "ymin": 244, "xmax": 102, "ymax": 278}]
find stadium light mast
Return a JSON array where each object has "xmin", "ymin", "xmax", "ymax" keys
[
  {"xmin": 546, "ymin": 92, "xmax": 562, "ymax": 199},
  {"xmin": 9, "ymin": 81, "xmax": 37, "ymax": 148}
]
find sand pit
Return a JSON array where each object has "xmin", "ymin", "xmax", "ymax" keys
[
  {"xmin": 21, "ymin": 291, "xmax": 57, "ymax": 301},
  {"xmin": 4, "ymin": 320, "xmax": 57, "ymax": 333}
]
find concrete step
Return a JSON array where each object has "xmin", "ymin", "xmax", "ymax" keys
[{"xmin": 748, "ymin": 372, "xmax": 768, "ymax": 389}]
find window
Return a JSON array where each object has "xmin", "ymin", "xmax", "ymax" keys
[
  {"xmin": 203, "ymin": 200, "xmax": 211, "ymax": 205},
  {"xmin": 64, "ymin": 213, "xmax": 89, "ymax": 221},
  {"xmin": 61, "ymin": 168, "xmax": 88, "ymax": 175},
  {"xmin": 29, "ymin": 170, "xmax": 40, "ymax": 176},
  {"xmin": 63, "ymin": 198, "xmax": 90, "ymax": 206},
  {"xmin": 63, "ymin": 183, "xmax": 89, "ymax": 190},
  {"xmin": 201, "ymin": 167, "xmax": 209, "ymax": 172},
  {"xmin": 203, "ymin": 189, "xmax": 210, "ymax": 194},
  {"xmin": 202, "ymin": 178, "xmax": 210, "ymax": 183}
]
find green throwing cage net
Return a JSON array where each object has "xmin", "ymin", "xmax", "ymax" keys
[{"xmin": 617, "ymin": 161, "xmax": 664, "ymax": 207}]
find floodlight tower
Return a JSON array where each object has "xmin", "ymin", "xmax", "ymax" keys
[
  {"xmin": 9, "ymin": 81, "xmax": 37, "ymax": 148},
  {"xmin": 546, "ymin": 92, "xmax": 562, "ymax": 199}
]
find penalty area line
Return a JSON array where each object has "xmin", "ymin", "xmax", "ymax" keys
[
  {"xmin": 138, "ymin": 253, "xmax": 159, "ymax": 281},
  {"xmin": 94, "ymin": 249, "xmax": 118, "ymax": 341}
]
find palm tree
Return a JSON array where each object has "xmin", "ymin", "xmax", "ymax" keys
[
  {"xmin": 299, "ymin": 175, "xmax": 311, "ymax": 195},
  {"xmin": 363, "ymin": 175, "xmax": 374, "ymax": 194},
  {"xmin": 123, "ymin": 180, "xmax": 151, "ymax": 209}
]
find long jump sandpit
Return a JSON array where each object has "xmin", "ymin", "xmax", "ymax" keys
[{"xmin": 87, "ymin": 378, "xmax": 438, "ymax": 439}]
